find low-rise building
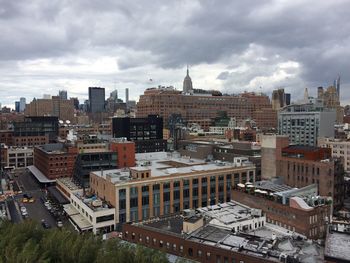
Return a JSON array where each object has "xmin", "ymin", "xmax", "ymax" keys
[
  {"xmin": 277, "ymin": 145, "xmax": 345, "ymax": 211},
  {"xmin": 5, "ymin": 146, "xmax": 33, "ymax": 168},
  {"xmin": 123, "ymin": 201, "xmax": 324, "ymax": 263},
  {"xmin": 325, "ymin": 224, "xmax": 350, "ymax": 263},
  {"xmin": 29, "ymin": 143, "xmax": 78, "ymax": 183},
  {"xmin": 232, "ymin": 182, "xmax": 331, "ymax": 239},
  {"xmin": 63, "ymin": 192, "xmax": 115, "ymax": 234},
  {"xmin": 89, "ymin": 152, "xmax": 256, "ymax": 228}
]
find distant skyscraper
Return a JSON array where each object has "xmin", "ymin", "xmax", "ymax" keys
[
  {"xmin": 59, "ymin": 90, "xmax": 68, "ymax": 100},
  {"xmin": 110, "ymin": 90, "xmax": 118, "ymax": 101},
  {"xmin": 88, "ymin": 87, "xmax": 105, "ymax": 113},
  {"xmin": 19, "ymin": 97, "xmax": 26, "ymax": 112},
  {"xmin": 304, "ymin": 88, "xmax": 309, "ymax": 102},
  {"xmin": 317, "ymin": 87, "xmax": 324, "ymax": 99},
  {"xmin": 336, "ymin": 75, "xmax": 340, "ymax": 98},
  {"xmin": 183, "ymin": 66, "xmax": 193, "ymax": 94},
  {"xmin": 285, "ymin": 93, "xmax": 291, "ymax": 105},
  {"xmin": 271, "ymin": 88, "xmax": 285, "ymax": 110},
  {"xmin": 43, "ymin": 94, "xmax": 51, "ymax": 99},
  {"xmin": 125, "ymin": 88, "xmax": 129, "ymax": 103},
  {"xmin": 15, "ymin": 101, "xmax": 20, "ymax": 112}
]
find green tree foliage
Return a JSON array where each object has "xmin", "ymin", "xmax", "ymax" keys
[{"xmin": 0, "ymin": 220, "xmax": 169, "ymax": 263}]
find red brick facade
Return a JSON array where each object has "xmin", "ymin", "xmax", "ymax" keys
[
  {"xmin": 110, "ymin": 141, "xmax": 135, "ymax": 168},
  {"xmin": 34, "ymin": 146, "xmax": 78, "ymax": 179},
  {"xmin": 232, "ymin": 189, "xmax": 331, "ymax": 239},
  {"xmin": 123, "ymin": 223, "xmax": 275, "ymax": 263}
]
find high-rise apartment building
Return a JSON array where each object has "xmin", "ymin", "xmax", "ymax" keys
[
  {"xmin": 88, "ymin": 87, "xmax": 105, "ymax": 113},
  {"xmin": 278, "ymin": 103, "xmax": 336, "ymax": 146}
]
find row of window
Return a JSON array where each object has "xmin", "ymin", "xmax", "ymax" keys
[{"xmin": 126, "ymin": 231, "xmax": 245, "ymax": 263}]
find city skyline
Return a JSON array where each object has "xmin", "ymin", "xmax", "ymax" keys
[{"xmin": 1, "ymin": 1, "xmax": 350, "ymax": 107}]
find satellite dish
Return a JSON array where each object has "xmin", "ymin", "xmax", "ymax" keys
[{"xmin": 59, "ymin": 120, "xmax": 64, "ymax": 124}]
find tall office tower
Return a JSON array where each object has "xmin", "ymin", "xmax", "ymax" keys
[
  {"xmin": 278, "ymin": 103, "xmax": 336, "ymax": 146},
  {"xmin": 88, "ymin": 87, "xmax": 105, "ymax": 113},
  {"xmin": 59, "ymin": 90, "xmax": 68, "ymax": 100},
  {"xmin": 336, "ymin": 75, "xmax": 340, "ymax": 98},
  {"xmin": 19, "ymin": 97, "xmax": 26, "ymax": 112},
  {"xmin": 15, "ymin": 101, "xmax": 20, "ymax": 112},
  {"xmin": 304, "ymin": 88, "xmax": 309, "ymax": 102},
  {"xmin": 271, "ymin": 88, "xmax": 285, "ymax": 110},
  {"xmin": 317, "ymin": 86, "xmax": 324, "ymax": 99},
  {"xmin": 183, "ymin": 66, "xmax": 193, "ymax": 94},
  {"xmin": 43, "ymin": 94, "xmax": 51, "ymax": 99},
  {"xmin": 285, "ymin": 93, "xmax": 291, "ymax": 105},
  {"xmin": 110, "ymin": 90, "xmax": 118, "ymax": 101},
  {"xmin": 125, "ymin": 88, "xmax": 129, "ymax": 103}
]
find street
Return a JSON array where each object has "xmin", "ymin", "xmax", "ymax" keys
[{"xmin": 12, "ymin": 169, "xmax": 58, "ymax": 228}]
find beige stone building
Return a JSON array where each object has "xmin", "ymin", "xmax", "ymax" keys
[{"xmin": 89, "ymin": 152, "xmax": 256, "ymax": 227}]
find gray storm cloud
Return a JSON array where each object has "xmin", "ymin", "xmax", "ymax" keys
[{"xmin": 0, "ymin": 0, "xmax": 349, "ymax": 106}]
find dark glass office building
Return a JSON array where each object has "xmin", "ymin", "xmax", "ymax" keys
[
  {"xmin": 13, "ymin": 116, "xmax": 59, "ymax": 142},
  {"xmin": 88, "ymin": 87, "xmax": 105, "ymax": 113},
  {"xmin": 112, "ymin": 115, "xmax": 166, "ymax": 153},
  {"xmin": 73, "ymin": 151, "xmax": 118, "ymax": 188}
]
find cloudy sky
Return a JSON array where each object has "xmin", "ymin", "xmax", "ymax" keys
[{"xmin": 0, "ymin": 0, "xmax": 349, "ymax": 107}]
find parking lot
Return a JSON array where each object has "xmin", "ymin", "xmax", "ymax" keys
[{"xmin": 11, "ymin": 169, "xmax": 68, "ymax": 229}]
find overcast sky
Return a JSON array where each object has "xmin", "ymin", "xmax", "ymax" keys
[{"xmin": 1, "ymin": 0, "xmax": 349, "ymax": 107}]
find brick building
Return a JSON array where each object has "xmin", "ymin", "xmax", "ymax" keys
[
  {"xmin": 232, "ymin": 184, "xmax": 331, "ymax": 239},
  {"xmin": 32, "ymin": 143, "xmax": 78, "ymax": 181},
  {"xmin": 109, "ymin": 139, "xmax": 135, "ymax": 168},
  {"xmin": 123, "ymin": 201, "xmax": 323, "ymax": 263},
  {"xmin": 25, "ymin": 96, "xmax": 75, "ymax": 123},
  {"xmin": 136, "ymin": 87, "xmax": 276, "ymax": 131},
  {"xmin": 277, "ymin": 145, "xmax": 345, "ymax": 210}
]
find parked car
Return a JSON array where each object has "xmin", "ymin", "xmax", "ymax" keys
[{"xmin": 23, "ymin": 193, "xmax": 35, "ymax": 203}]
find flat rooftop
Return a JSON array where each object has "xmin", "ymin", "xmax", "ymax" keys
[
  {"xmin": 196, "ymin": 201, "xmax": 255, "ymax": 226},
  {"xmin": 92, "ymin": 152, "xmax": 254, "ymax": 184},
  {"xmin": 37, "ymin": 143, "xmax": 67, "ymax": 154},
  {"xmin": 73, "ymin": 192, "xmax": 114, "ymax": 212},
  {"xmin": 325, "ymin": 231, "xmax": 350, "ymax": 261},
  {"xmin": 136, "ymin": 216, "xmax": 323, "ymax": 263}
]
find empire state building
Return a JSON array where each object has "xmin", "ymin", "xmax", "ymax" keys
[{"xmin": 183, "ymin": 67, "xmax": 193, "ymax": 94}]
